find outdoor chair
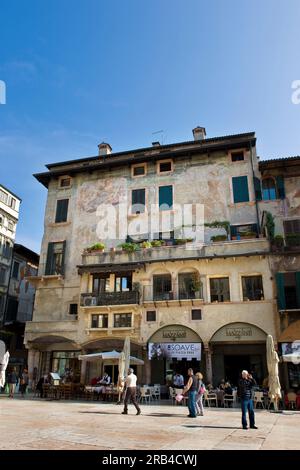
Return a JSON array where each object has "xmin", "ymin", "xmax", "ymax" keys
[
  {"xmin": 253, "ymin": 391, "xmax": 265, "ymax": 409},
  {"xmin": 169, "ymin": 386, "xmax": 176, "ymax": 404},
  {"xmin": 140, "ymin": 387, "xmax": 151, "ymax": 403},
  {"xmin": 152, "ymin": 385, "xmax": 161, "ymax": 400},
  {"xmin": 204, "ymin": 392, "xmax": 218, "ymax": 407},
  {"xmin": 223, "ymin": 391, "xmax": 237, "ymax": 408}
]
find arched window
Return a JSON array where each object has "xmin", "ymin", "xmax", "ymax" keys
[{"xmin": 262, "ymin": 177, "xmax": 277, "ymax": 200}]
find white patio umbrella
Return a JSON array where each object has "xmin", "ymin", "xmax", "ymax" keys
[
  {"xmin": 123, "ymin": 336, "xmax": 131, "ymax": 375},
  {"xmin": 266, "ymin": 335, "xmax": 281, "ymax": 412},
  {"xmin": 117, "ymin": 351, "xmax": 126, "ymax": 404},
  {"xmin": 78, "ymin": 350, "xmax": 144, "ymax": 365}
]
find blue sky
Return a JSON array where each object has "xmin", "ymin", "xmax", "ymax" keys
[{"xmin": 0, "ymin": 0, "xmax": 300, "ymax": 253}]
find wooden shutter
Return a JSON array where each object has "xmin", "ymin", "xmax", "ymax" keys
[
  {"xmin": 276, "ymin": 176, "xmax": 285, "ymax": 199},
  {"xmin": 55, "ymin": 199, "xmax": 69, "ymax": 223},
  {"xmin": 232, "ymin": 176, "xmax": 249, "ymax": 203},
  {"xmin": 45, "ymin": 242, "xmax": 54, "ymax": 275},
  {"xmin": 275, "ymin": 273, "xmax": 286, "ymax": 310},
  {"xmin": 254, "ymin": 177, "xmax": 262, "ymax": 201},
  {"xmin": 159, "ymin": 185, "xmax": 173, "ymax": 209},
  {"xmin": 60, "ymin": 241, "xmax": 66, "ymax": 276}
]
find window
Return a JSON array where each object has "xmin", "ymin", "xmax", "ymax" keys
[
  {"xmin": 284, "ymin": 219, "xmax": 300, "ymax": 247},
  {"xmin": 114, "ymin": 313, "xmax": 132, "ymax": 328},
  {"xmin": 8, "ymin": 220, "xmax": 14, "ymax": 231},
  {"xmin": 93, "ymin": 274, "xmax": 110, "ymax": 294},
  {"xmin": 146, "ymin": 310, "xmax": 156, "ymax": 322},
  {"xmin": 45, "ymin": 241, "xmax": 66, "ymax": 275},
  {"xmin": 60, "ymin": 177, "xmax": 71, "ymax": 188},
  {"xmin": 262, "ymin": 178, "xmax": 277, "ymax": 200},
  {"xmin": 3, "ymin": 241, "xmax": 11, "ymax": 258},
  {"xmin": 5, "ymin": 297, "xmax": 18, "ymax": 322},
  {"xmin": 178, "ymin": 273, "xmax": 201, "ymax": 299},
  {"xmin": 0, "ymin": 216, "xmax": 3, "ymax": 226},
  {"xmin": 115, "ymin": 273, "xmax": 132, "ymax": 292},
  {"xmin": 191, "ymin": 309, "xmax": 202, "ymax": 320},
  {"xmin": 132, "ymin": 189, "xmax": 145, "ymax": 214},
  {"xmin": 0, "ymin": 267, "xmax": 6, "ymax": 284},
  {"xmin": 69, "ymin": 304, "xmax": 78, "ymax": 315},
  {"xmin": 12, "ymin": 261, "xmax": 20, "ymax": 280},
  {"xmin": 15, "ymin": 334, "xmax": 25, "ymax": 350},
  {"xmin": 132, "ymin": 164, "xmax": 146, "ymax": 177},
  {"xmin": 210, "ymin": 277, "xmax": 230, "ymax": 302},
  {"xmin": 159, "ymin": 185, "xmax": 173, "ymax": 211},
  {"xmin": 0, "ymin": 189, "xmax": 8, "ymax": 204},
  {"xmin": 0, "ymin": 294, "xmax": 4, "ymax": 313},
  {"xmin": 242, "ymin": 275, "xmax": 264, "ymax": 301},
  {"xmin": 158, "ymin": 160, "xmax": 173, "ymax": 173},
  {"xmin": 91, "ymin": 314, "xmax": 108, "ymax": 328},
  {"xmin": 230, "ymin": 224, "xmax": 258, "ymax": 239},
  {"xmin": 153, "ymin": 274, "xmax": 172, "ymax": 300},
  {"xmin": 232, "ymin": 176, "xmax": 249, "ymax": 203},
  {"xmin": 9, "ymin": 197, "xmax": 16, "ymax": 209},
  {"xmin": 55, "ymin": 199, "xmax": 69, "ymax": 223},
  {"xmin": 231, "ymin": 151, "xmax": 244, "ymax": 162},
  {"xmin": 276, "ymin": 272, "xmax": 300, "ymax": 310}
]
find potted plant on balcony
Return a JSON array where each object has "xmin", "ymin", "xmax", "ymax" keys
[
  {"xmin": 191, "ymin": 275, "xmax": 203, "ymax": 299},
  {"xmin": 211, "ymin": 234, "xmax": 227, "ymax": 243},
  {"xmin": 141, "ymin": 241, "xmax": 152, "ymax": 250},
  {"xmin": 151, "ymin": 240, "xmax": 163, "ymax": 248},
  {"xmin": 119, "ymin": 242, "xmax": 139, "ymax": 253},
  {"xmin": 85, "ymin": 242, "xmax": 105, "ymax": 253},
  {"xmin": 240, "ymin": 231, "xmax": 257, "ymax": 240}
]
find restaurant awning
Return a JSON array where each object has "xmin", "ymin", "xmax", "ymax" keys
[{"xmin": 78, "ymin": 350, "xmax": 144, "ymax": 365}]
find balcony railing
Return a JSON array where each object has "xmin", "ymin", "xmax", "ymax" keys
[
  {"xmin": 81, "ymin": 290, "xmax": 140, "ymax": 307},
  {"xmin": 80, "ymin": 238, "xmax": 270, "ymax": 269},
  {"xmin": 142, "ymin": 284, "xmax": 203, "ymax": 302}
]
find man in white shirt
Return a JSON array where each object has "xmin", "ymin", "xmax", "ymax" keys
[
  {"xmin": 173, "ymin": 372, "xmax": 184, "ymax": 389},
  {"xmin": 122, "ymin": 368, "xmax": 141, "ymax": 415}
]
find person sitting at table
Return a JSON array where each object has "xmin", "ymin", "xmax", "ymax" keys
[
  {"xmin": 218, "ymin": 379, "xmax": 226, "ymax": 390},
  {"xmin": 173, "ymin": 372, "xmax": 184, "ymax": 389},
  {"xmin": 206, "ymin": 383, "xmax": 214, "ymax": 392},
  {"xmin": 224, "ymin": 381, "xmax": 233, "ymax": 395},
  {"xmin": 96, "ymin": 371, "xmax": 111, "ymax": 397}
]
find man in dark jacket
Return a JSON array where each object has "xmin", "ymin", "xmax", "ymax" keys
[{"xmin": 238, "ymin": 370, "xmax": 258, "ymax": 430}]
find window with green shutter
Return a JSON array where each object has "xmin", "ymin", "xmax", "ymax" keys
[
  {"xmin": 254, "ymin": 177, "xmax": 262, "ymax": 201},
  {"xmin": 55, "ymin": 199, "xmax": 69, "ymax": 223},
  {"xmin": 232, "ymin": 176, "xmax": 249, "ymax": 203},
  {"xmin": 159, "ymin": 185, "xmax": 173, "ymax": 210},
  {"xmin": 276, "ymin": 176, "xmax": 285, "ymax": 199},
  {"xmin": 276, "ymin": 273, "xmax": 286, "ymax": 310},
  {"xmin": 45, "ymin": 241, "xmax": 66, "ymax": 275}
]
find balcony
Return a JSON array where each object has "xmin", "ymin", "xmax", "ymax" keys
[
  {"xmin": 81, "ymin": 290, "xmax": 140, "ymax": 307},
  {"xmin": 79, "ymin": 238, "xmax": 270, "ymax": 271},
  {"xmin": 142, "ymin": 284, "xmax": 204, "ymax": 305}
]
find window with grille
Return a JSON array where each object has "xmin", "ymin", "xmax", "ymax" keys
[
  {"xmin": 242, "ymin": 276, "xmax": 264, "ymax": 301},
  {"xmin": 153, "ymin": 274, "xmax": 172, "ymax": 300},
  {"xmin": 210, "ymin": 277, "xmax": 230, "ymax": 302},
  {"xmin": 45, "ymin": 241, "xmax": 66, "ymax": 275},
  {"xmin": 114, "ymin": 313, "xmax": 132, "ymax": 328},
  {"xmin": 91, "ymin": 314, "xmax": 108, "ymax": 328}
]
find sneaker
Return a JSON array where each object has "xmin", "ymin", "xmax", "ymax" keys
[
  {"xmin": 243, "ymin": 426, "xmax": 248, "ymax": 430},
  {"xmin": 250, "ymin": 425, "xmax": 258, "ymax": 429},
  {"xmin": 121, "ymin": 411, "xmax": 128, "ymax": 415},
  {"xmin": 136, "ymin": 410, "xmax": 141, "ymax": 415}
]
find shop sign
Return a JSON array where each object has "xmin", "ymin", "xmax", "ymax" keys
[
  {"xmin": 149, "ymin": 325, "xmax": 200, "ymax": 343},
  {"xmin": 148, "ymin": 342, "xmax": 201, "ymax": 360},
  {"xmin": 226, "ymin": 327, "xmax": 252, "ymax": 339}
]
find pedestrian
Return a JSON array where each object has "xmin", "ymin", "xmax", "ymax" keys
[
  {"xmin": 195, "ymin": 372, "xmax": 205, "ymax": 416},
  {"xmin": 238, "ymin": 370, "xmax": 258, "ymax": 430},
  {"xmin": 7, "ymin": 367, "xmax": 18, "ymax": 398},
  {"xmin": 173, "ymin": 372, "xmax": 184, "ymax": 389},
  {"xmin": 20, "ymin": 368, "xmax": 29, "ymax": 398},
  {"xmin": 121, "ymin": 368, "xmax": 141, "ymax": 416},
  {"xmin": 182, "ymin": 368, "xmax": 197, "ymax": 418}
]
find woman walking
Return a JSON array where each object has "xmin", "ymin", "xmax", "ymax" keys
[
  {"xmin": 195, "ymin": 372, "xmax": 205, "ymax": 416},
  {"xmin": 20, "ymin": 368, "xmax": 29, "ymax": 398}
]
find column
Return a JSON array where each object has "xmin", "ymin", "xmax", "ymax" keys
[
  {"xmin": 80, "ymin": 350, "xmax": 87, "ymax": 384},
  {"xmin": 204, "ymin": 343, "xmax": 213, "ymax": 384},
  {"xmin": 142, "ymin": 348, "xmax": 151, "ymax": 384}
]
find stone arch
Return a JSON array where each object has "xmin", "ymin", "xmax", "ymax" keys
[{"xmin": 209, "ymin": 322, "xmax": 268, "ymax": 344}]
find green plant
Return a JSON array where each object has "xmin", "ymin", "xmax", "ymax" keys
[
  {"xmin": 151, "ymin": 240, "xmax": 163, "ymax": 247},
  {"xmin": 205, "ymin": 220, "xmax": 230, "ymax": 236},
  {"xmin": 86, "ymin": 242, "xmax": 105, "ymax": 252},
  {"xmin": 141, "ymin": 241, "xmax": 152, "ymax": 249},
  {"xmin": 119, "ymin": 242, "xmax": 139, "ymax": 253},
  {"xmin": 175, "ymin": 239, "xmax": 187, "ymax": 245},
  {"xmin": 191, "ymin": 275, "xmax": 203, "ymax": 292},
  {"xmin": 211, "ymin": 234, "xmax": 227, "ymax": 242},
  {"xmin": 265, "ymin": 212, "xmax": 275, "ymax": 241}
]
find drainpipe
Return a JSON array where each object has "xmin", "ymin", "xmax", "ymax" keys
[{"xmin": 249, "ymin": 142, "xmax": 261, "ymax": 234}]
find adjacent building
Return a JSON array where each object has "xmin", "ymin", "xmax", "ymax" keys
[
  {"xmin": 25, "ymin": 128, "xmax": 283, "ymax": 388},
  {"xmin": 0, "ymin": 184, "xmax": 21, "ymax": 323}
]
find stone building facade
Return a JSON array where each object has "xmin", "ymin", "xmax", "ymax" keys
[{"xmin": 25, "ymin": 129, "xmax": 283, "ymax": 388}]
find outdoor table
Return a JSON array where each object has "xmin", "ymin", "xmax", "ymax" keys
[{"xmin": 212, "ymin": 389, "xmax": 224, "ymax": 406}]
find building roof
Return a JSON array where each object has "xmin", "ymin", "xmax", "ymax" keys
[
  {"xmin": 13, "ymin": 243, "xmax": 40, "ymax": 265},
  {"xmin": 259, "ymin": 156, "xmax": 300, "ymax": 170},
  {"xmin": 34, "ymin": 131, "xmax": 256, "ymax": 188}
]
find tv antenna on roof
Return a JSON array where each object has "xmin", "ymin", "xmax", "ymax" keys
[{"xmin": 152, "ymin": 129, "xmax": 165, "ymax": 145}]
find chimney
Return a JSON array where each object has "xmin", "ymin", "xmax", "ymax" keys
[
  {"xmin": 98, "ymin": 142, "xmax": 112, "ymax": 156},
  {"xmin": 152, "ymin": 141, "xmax": 160, "ymax": 147},
  {"xmin": 192, "ymin": 126, "xmax": 206, "ymax": 141}
]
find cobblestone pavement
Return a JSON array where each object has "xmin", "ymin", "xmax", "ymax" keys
[{"xmin": 0, "ymin": 396, "xmax": 299, "ymax": 450}]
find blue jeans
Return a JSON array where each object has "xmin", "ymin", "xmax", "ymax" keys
[
  {"xmin": 188, "ymin": 391, "xmax": 197, "ymax": 417},
  {"xmin": 241, "ymin": 398, "xmax": 255, "ymax": 428}
]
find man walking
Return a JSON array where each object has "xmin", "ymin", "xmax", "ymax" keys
[
  {"xmin": 122, "ymin": 368, "xmax": 141, "ymax": 416},
  {"xmin": 182, "ymin": 368, "xmax": 197, "ymax": 418},
  {"xmin": 238, "ymin": 370, "xmax": 258, "ymax": 430}
]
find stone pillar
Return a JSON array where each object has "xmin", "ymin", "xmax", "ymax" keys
[
  {"xmin": 142, "ymin": 348, "xmax": 151, "ymax": 384},
  {"xmin": 80, "ymin": 350, "xmax": 87, "ymax": 384},
  {"xmin": 204, "ymin": 343, "xmax": 213, "ymax": 384},
  {"xmin": 27, "ymin": 349, "xmax": 40, "ymax": 390}
]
